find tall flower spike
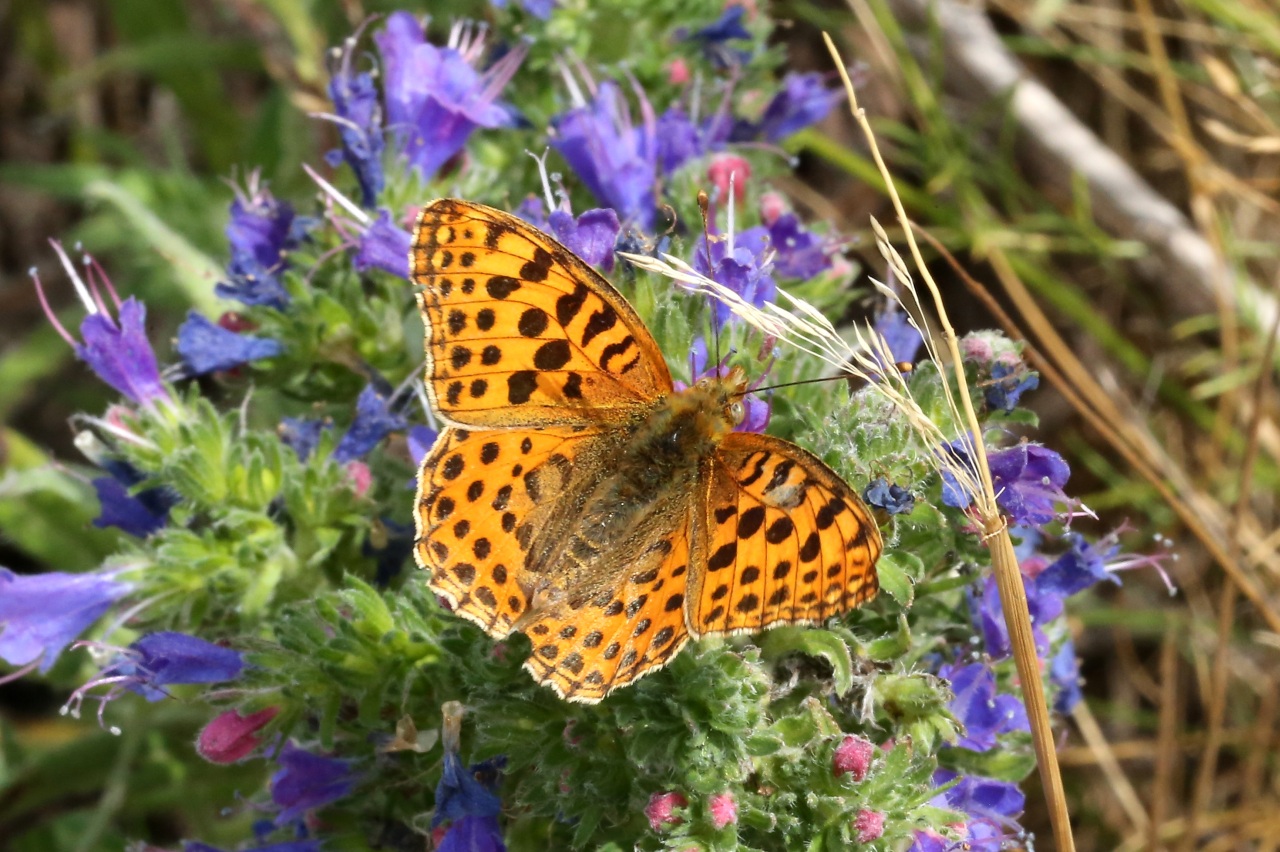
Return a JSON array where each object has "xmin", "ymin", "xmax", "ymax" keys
[
  {"xmin": 32, "ymin": 243, "xmax": 170, "ymax": 408},
  {"xmin": 376, "ymin": 14, "xmax": 526, "ymax": 181},
  {"xmin": 322, "ymin": 29, "xmax": 386, "ymax": 208}
]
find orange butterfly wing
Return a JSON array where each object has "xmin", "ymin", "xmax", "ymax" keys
[
  {"xmin": 410, "ymin": 198, "xmax": 882, "ymax": 704},
  {"xmin": 691, "ymin": 432, "xmax": 881, "ymax": 636},
  {"xmin": 519, "ymin": 506, "xmax": 697, "ymax": 703},
  {"xmin": 416, "ymin": 424, "xmax": 605, "ymax": 637},
  {"xmin": 410, "ymin": 199, "xmax": 672, "ymax": 429}
]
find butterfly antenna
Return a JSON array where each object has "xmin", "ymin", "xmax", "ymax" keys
[
  {"xmin": 697, "ymin": 189, "xmax": 721, "ymax": 378},
  {"xmin": 742, "ymin": 363, "xmax": 915, "ymax": 397}
]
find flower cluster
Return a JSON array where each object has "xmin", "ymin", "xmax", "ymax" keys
[{"xmin": 3, "ymin": 3, "xmax": 1161, "ymax": 851}]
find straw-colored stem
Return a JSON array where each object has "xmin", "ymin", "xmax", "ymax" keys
[{"xmin": 822, "ymin": 30, "xmax": 1077, "ymax": 852}]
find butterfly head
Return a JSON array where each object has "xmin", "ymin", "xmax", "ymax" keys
[{"xmin": 692, "ymin": 364, "xmax": 751, "ymax": 431}]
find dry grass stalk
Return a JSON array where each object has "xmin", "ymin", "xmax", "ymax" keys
[{"xmin": 822, "ymin": 32, "xmax": 1078, "ymax": 851}]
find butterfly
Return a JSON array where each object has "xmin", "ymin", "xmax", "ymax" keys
[{"xmin": 410, "ymin": 199, "xmax": 882, "ymax": 703}]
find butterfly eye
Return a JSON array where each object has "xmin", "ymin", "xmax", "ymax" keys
[{"xmin": 729, "ymin": 401, "xmax": 745, "ymax": 424}]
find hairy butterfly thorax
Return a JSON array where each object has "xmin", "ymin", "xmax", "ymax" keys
[{"xmin": 411, "ymin": 199, "xmax": 881, "ymax": 703}]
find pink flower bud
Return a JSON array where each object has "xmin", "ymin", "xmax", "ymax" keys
[
  {"xmin": 667, "ymin": 58, "xmax": 691, "ymax": 85},
  {"xmin": 854, "ymin": 809, "xmax": 886, "ymax": 842},
  {"xmin": 344, "ymin": 460, "xmax": 372, "ymax": 496},
  {"xmin": 759, "ymin": 191, "xmax": 788, "ymax": 225},
  {"xmin": 708, "ymin": 154, "xmax": 750, "ymax": 203},
  {"xmin": 833, "ymin": 734, "xmax": 874, "ymax": 780},
  {"xmin": 708, "ymin": 792, "xmax": 737, "ymax": 829},
  {"xmin": 196, "ymin": 706, "xmax": 279, "ymax": 763},
  {"xmin": 645, "ymin": 791, "xmax": 688, "ymax": 831},
  {"xmin": 960, "ymin": 335, "xmax": 994, "ymax": 363}
]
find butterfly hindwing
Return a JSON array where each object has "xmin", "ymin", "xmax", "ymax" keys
[
  {"xmin": 411, "ymin": 199, "xmax": 673, "ymax": 429},
  {"xmin": 691, "ymin": 432, "xmax": 881, "ymax": 636},
  {"xmin": 416, "ymin": 425, "xmax": 606, "ymax": 638},
  {"xmin": 519, "ymin": 504, "xmax": 697, "ymax": 703}
]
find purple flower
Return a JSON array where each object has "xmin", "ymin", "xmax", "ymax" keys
[
  {"xmin": 969, "ymin": 573, "xmax": 1062, "ymax": 660},
  {"xmin": 692, "ymin": 227, "xmax": 776, "ymax": 327},
  {"xmin": 333, "ymin": 384, "xmax": 409, "ymax": 463},
  {"xmin": 0, "ymin": 569, "xmax": 130, "ymax": 674},
  {"xmin": 435, "ymin": 751, "xmax": 503, "ymax": 825},
  {"xmin": 407, "ymin": 425, "xmax": 439, "ymax": 468},
  {"xmin": 939, "ymin": 662, "xmax": 1029, "ymax": 752},
  {"xmin": 943, "ymin": 441, "xmax": 1072, "ymax": 527},
  {"xmin": 325, "ymin": 37, "xmax": 385, "ymax": 208},
  {"xmin": 552, "ymin": 80, "xmax": 658, "ymax": 230},
  {"xmin": 437, "ymin": 815, "xmax": 505, "ymax": 852},
  {"xmin": 985, "ymin": 361, "xmax": 1039, "ymax": 412},
  {"xmin": 354, "ymin": 209, "xmax": 413, "ymax": 279},
  {"xmin": 270, "ymin": 742, "xmax": 357, "ymax": 824},
  {"xmin": 549, "ymin": 208, "xmax": 621, "ymax": 271},
  {"xmin": 280, "ymin": 417, "xmax": 330, "ymax": 463},
  {"xmin": 105, "ymin": 632, "xmax": 244, "ymax": 701},
  {"xmin": 692, "ymin": 6, "xmax": 751, "ymax": 43},
  {"xmin": 1051, "ymin": 639, "xmax": 1083, "ymax": 713},
  {"xmin": 874, "ymin": 307, "xmax": 924, "ymax": 366},
  {"xmin": 737, "ymin": 72, "xmax": 842, "ymax": 142},
  {"xmin": 932, "ymin": 769, "xmax": 1025, "ymax": 825},
  {"xmin": 176, "ymin": 312, "xmax": 284, "ymax": 376},
  {"xmin": 91, "ymin": 459, "xmax": 177, "ymax": 537},
  {"xmin": 76, "ymin": 298, "xmax": 172, "ymax": 405},
  {"xmin": 519, "ymin": 197, "xmax": 622, "ymax": 271},
  {"xmin": 688, "ymin": 7, "xmax": 752, "ymax": 68},
  {"xmin": 766, "ymin": 214, "xmax": 833, "ymax": 280},
  {"xmin": 1037, "ymin": 532, "xmax": 1123, "ymax": 597},
  {"xmin": 905, "ymin": 830, "xmax": 948, "ymax": 852},
  {"xmin": 433, "ymin": 750, "xmax": 505, "ymax": 851},
  {"xmin": 656, "ymin": 107, "xmax": 705, "ymax": 174},
  {"xmin": 217, "ymin": 180, "xmax": 303, "ymax": 308},
  {"xmin": 376, "ymin": 14, "xmax": 525, "ymax": 181},
  {"xmin": 989, "ymin": 443, "xmax": 1071, "ymax": 526},
  {"xmin": 862, "ymin": 478, "xmax": 915, "ymax": 515},
  {"xmin": 34, "ymin": 244, "xmax": 168, "ymax": 405}
]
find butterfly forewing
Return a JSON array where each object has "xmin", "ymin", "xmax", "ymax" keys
[
  {"xmin": 691, "ymin": 433, "xmax": 881, "ymax": 636},
  {"xmin": 411, "ymin": 199, "xmax": 673, "ymax": 430}
]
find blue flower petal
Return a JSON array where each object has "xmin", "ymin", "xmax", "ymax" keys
[
  {"xmin": 270, "ymin": 742, "xmax": 357, "ymax": 825},
  {"xmin": 333, "ymin": 384, "xmax": 408, "ymax": 463},
  {"xmin": 76, "ymin": 298, "xmax": 168, "ymax": 406},
  {"xmin": 176, "ymin": 312, "xmax": 284, "ymax": 376},
  {"xmin": 91, "ymin": 476, "xmax": 169, "ymax": 537},
  {"xmin": 354, "ymin": 209, "xmax": 413, "ymax": 279},
  {"xmin": 0, "ymin": 568, "xmax": 130, "ymax": 673}
]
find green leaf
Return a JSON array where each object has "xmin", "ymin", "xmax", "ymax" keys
[
  {"xmin": 759, "ymin": 627, "xmax": 854, "ymax": 696},
  {"xmin": 875, "ymin": 551, "xmax": 921, "ymax": 607}
]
